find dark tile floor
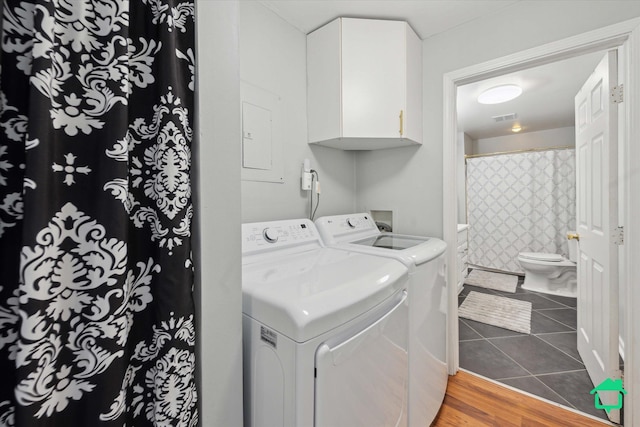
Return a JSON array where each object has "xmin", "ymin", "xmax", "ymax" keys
[{"xmin": 458, "ymin": 277, "xmax": 611, "ymax": 421}]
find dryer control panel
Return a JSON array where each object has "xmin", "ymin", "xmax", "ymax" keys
[{"xmin": 242, "ymin": 219, "xmax": 322, "ymax": 257}]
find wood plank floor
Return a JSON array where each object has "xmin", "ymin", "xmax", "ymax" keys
[{"xmin": 431, "ymin": 371, "xmax": 610, "ymax": 426}]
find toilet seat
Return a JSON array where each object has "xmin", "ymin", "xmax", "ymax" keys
[{"xmin": 519, "ymin": 252, "xmax": 564, "ymax": 262}]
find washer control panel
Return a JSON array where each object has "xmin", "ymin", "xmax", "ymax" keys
[
  {"xmin": 314, "ymin": 213, "xmax": 380, "ymax": 245},
  {"xmin": 345, "ymin": 215, "xmax": 373, "ymax": 229},
  {"xmin": 318, "ymin": 213, "xmax": 377, "ymax": 233},
  {"xmin": 242, "ymin": 219, "xmax": 320, "ymax": 253}
]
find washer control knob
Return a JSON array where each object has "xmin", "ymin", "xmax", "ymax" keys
[
  {"xmin": 346, "ymin": 218, "xmax": 357, "ymax": 228},
  {"xmin": 263, "ymin": 228, "xmax": 278, "ymax": 243}
]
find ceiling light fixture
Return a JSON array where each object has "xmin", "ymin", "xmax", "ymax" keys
[
  {"xmin": 511, "ymin": 125, "xmax": 522, "ymax": 133},
  {"xmin": 478, "ymin": 84, "xmax": 523, "ymax": 104}
]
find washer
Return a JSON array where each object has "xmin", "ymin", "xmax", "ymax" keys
[
  {"xmin": 314, "ymin": 213, "xmax": 447, "ymax": 427},
  {"xmin": 242, "ymin": 219, "xmax": 410, "ymax": 427}
]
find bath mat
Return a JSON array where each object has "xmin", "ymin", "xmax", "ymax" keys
[
  {"xmin": 459, "ymin": 291, "xmax": 532, "ymax": 334},
  {"xmin": 464, "ymin": 269, "xmax": 518, "ymax": 293}
]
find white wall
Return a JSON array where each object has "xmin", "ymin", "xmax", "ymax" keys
[
  {"xmin": 460, "ymin": 133, "xmax": 473, "ymax": 224},
  {"xmin": 239, "ymin": 2, "xmax": 357, "ymax": 222},
  {"xmin": 194, "ymin": 1, "xmax": 243, "ymax": 426},
  {"xmin": 456, "ymin": 132, "xmax": 468, "ymax": 224},
  {"xmin": 464, "ymin": 133, "xmax": 473, "ymax": 156},
  {"xmin": 473, "ymin": 126, "xmax": 575, "ymax": 154},
  {"xmin": 355, "ymin": 1, "xmax": 640, "ymax": 237}
]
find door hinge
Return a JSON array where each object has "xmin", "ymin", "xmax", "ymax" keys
[
  {"xmin": 613, "ymin": 226, "xmax": 624, "ymax": 245},
  {"xmin": 611, "ymin": 84, "xmax": 624, "ymax": 104}
]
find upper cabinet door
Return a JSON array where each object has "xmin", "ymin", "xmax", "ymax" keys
[
  {"xmin": 341, "ymin": 18, "xmax": 406, "ymax": 139},
  {"xmin": 307, "ymin": 18, "xmax": 422, "ymax": 150}
]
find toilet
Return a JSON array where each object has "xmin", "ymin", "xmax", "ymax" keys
[{"xmin": 517, "ymin": 235, "xmax": 578, "ymax": 298}]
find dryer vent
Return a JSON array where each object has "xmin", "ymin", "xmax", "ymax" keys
[
  {"xmin": 370, "ymin": 210, "xmax": 393, "ymax": 232},
  {"xmin": 492, "ymin": 113, "xmax": 518, "ymax": 122}
]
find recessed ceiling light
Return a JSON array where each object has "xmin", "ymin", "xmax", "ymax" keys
[
  {"xmin": 512, "ymin": 125, "xmax": 522, "ymax": 133},
  {"xmin": 478, "ymin": 85, "xmax": 522, "ymax": 104}
]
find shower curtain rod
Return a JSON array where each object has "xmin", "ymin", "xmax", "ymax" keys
[{"xmin": 464, "ymin": 145, "xmax": 574, "ymax": 160}]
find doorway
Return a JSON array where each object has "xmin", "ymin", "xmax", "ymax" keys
[
  {"xmin": 442, "ymin": 18, "xmax": 640, "ymax": 426},
  {"xmin": 454, "ymin": 51, "xmax": 611, "ymax": 421}
]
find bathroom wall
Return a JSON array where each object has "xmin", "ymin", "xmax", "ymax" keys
[
  {"xmin": 473, "ymin": 126, "xmax": 575, "ymax": 155},
  {"xmin": 355, "ymin": 1, "xmax": 640, "ymax": 237},
  {"xmin": 464, "ymin": 133, "xmax": 474, "ymax": 157},
  {"xmin": 239, "ymin": 2, "xmax": 356, "ymax": 222},
  {"xmin": 194, "ymin": 1, "xmax": 243, "ymax": 425},
  {"xmin": 456, "ymin": 132, "xmax": 472, "ymax": 224}
]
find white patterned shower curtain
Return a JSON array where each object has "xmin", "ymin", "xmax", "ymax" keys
[{"xmin": 466, "ymin": 149, "xmax": 576, "ymax": 274}]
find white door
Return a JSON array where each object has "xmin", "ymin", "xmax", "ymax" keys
[{"xmin": 575, "ymin": 50, "xmax": 621, "ymax": 423}]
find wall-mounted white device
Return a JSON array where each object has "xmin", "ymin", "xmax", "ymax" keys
[{"xmin": 301, "ymin": 159, "xmax": 312, "ymax": 190}]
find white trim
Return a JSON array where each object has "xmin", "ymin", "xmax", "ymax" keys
[
  {"xmin": 622, "ymin": 17, "xmax": 640, "ymax": 426},
  {"xmin": 443, "ymin": 71, "xmax": 458, "ymax": 375},
  {"xmin": 443, "ymin": 17, "xmax": 640, "ymax": 426},
  {"xmin": 445, "ymin": 18, "xmax": 638, "ymax": 86}
]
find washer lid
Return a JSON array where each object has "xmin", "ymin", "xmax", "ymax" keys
[
  {"xmin": 352, "ymin": 234, "xmax": 428, "ymax": 250},
  {"xmin": 339, "ymin": 235, "xmax": 446, "ymax": 268},
  {"xmin": 520, "ymin": 252, "xmax": 564, "ymax": 262},
  {"xmin": 315, "ymin": 214, "xmax": 446, "ymax": 267},
  {"xmin": 242, "ymin": 247, "xmax": 408, "ymax": 343}
]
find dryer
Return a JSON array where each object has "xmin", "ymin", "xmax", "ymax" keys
[
  {"xmin": 242, "ymin": 219, "xmax": 410, "ymax": 427},
  {"xmin": 314, "ymin": 213, "xmax": 447, "ymax": 427}
]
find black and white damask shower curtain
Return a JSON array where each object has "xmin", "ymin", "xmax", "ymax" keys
[{"xmin": 0, "ymin": 1, "xmax": 198, "ymax": 425}]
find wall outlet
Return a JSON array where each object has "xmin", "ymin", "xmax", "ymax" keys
[
  {"xmin": 301, "ymin": 172, "xmax": 312, "ymax": 190},
  {"xmin": 301, "ymin": 159, "xmax": 312, "ymax": 190}
]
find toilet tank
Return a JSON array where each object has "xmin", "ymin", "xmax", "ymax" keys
[{"xmin": 567, "ymin": 231, "xmax": 578, "ymax": 262}]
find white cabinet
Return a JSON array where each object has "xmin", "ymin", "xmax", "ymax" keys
[
  {"xmin": 307, "ymin": 18, "xmax": 422, "ymax": 150},
  {"xmin": 457, "ymin": 224, "xmax": 469, "ymax": 294}
]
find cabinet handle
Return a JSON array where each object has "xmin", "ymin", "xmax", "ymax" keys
[{"xmin": 399, "ymin": 110, "xmax": 404, "ymax": 136}]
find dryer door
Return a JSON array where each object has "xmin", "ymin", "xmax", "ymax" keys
[{"xmin": 315, "ymin": 290, "xmax": 408, "ymax": 427}]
